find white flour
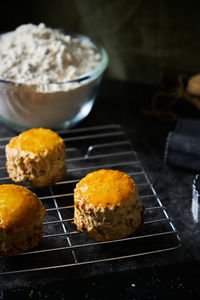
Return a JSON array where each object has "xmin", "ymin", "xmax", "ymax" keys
[
  {"xmin": 0, "ymin": 23, "xmax": 106, "ymax": 129},
  {"xmin": 0, "ymin": 23, "xmax": 100, "ymax": 91}
]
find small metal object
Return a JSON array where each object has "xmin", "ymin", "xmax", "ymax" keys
[{"xmin": 192, "ymin": 174, "xmax": 200, "ymax": 222}]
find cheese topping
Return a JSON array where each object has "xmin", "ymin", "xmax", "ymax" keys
[
  {"xmin": 74, "ymin": 169, "xmax": 138, "ymax": 208},
  {"xmin": 6, "ymin": 128, "xmax": 64, "ymax": 153},
  {"xmin": 0, "ymin": 184, "xmax": 46, "ymax": 229}
]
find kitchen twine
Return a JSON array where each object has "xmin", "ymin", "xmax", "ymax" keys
[{"xmin": 142, "ymin": 74, "xmax": 200, "ymax": 121}]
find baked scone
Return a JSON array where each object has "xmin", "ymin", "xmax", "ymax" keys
[
  {"xmin": 0, "ymin": 184, "xmax": 46, "ymax": 256},
  {"xmin": 74, "ymin": 169, "xmax": 144, "ymax": 241},
  {"xmin": 6, "ymin": 128, "xmax": 66, "ymax": 186}
]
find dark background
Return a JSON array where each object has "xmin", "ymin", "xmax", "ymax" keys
[
  {"xmin": 1, "ymin": 1, "xmax": 200, "ymax": 299},
  {"xmin": 1, "ymin": 0, "xmax": 200, "ymax": 85}
]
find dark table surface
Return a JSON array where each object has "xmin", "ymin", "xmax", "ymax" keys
[{"xmin": 1, "ymin": 79, "xmax": 200, "ymax": 299}]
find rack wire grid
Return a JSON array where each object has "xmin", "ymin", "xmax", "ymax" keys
[{"xmin": 0, "ymin": 124, "xmax": 181, "ymax": 276}]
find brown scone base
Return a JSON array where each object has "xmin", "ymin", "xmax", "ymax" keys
[
  {"xmin": 5, "ymin": 128, "xmax": 66, "ymax": 187},
  {"xmin": 74, "ymin": 200, "xmax": 144, "ymax": 241},
  {"xmin": 74, "ymin": 169, "xmax": 144, "ymax": 241},
  {"xmin": 0, "ymin": 223, "xmax": 43, "ymax": 256},
  {"xmin": 6, "ymin": 147, "xmax": 66, "ymax": 187},
  {"xmin": 0, "ymin": 184, "xmax": 46, "ymax": 256}
]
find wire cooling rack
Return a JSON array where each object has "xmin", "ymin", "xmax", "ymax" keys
[{"xmin": 0, "ymin": 124, "xmax": 181, "ymax": 276}]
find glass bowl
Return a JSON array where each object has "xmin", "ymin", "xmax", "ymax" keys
[{"xmin": 0, "ymin": 33, "xmax": 108, "ymax": 132}]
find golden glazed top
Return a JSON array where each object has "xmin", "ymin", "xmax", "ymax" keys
[
  {"xmin": 6, "ymin": 128, "xmax": 64, "ymax": 154},
  {"xmin": 0, "ymin": 184, "xmax": 46, "ymax": 229},
  {"xmin": 74, "ymin": 169, "xmax": 138, "ymax": 208}
]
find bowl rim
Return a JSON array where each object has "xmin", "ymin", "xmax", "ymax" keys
[{"xmin": 0, "ymin": 32, "xmax": 109, "ymax": 87}]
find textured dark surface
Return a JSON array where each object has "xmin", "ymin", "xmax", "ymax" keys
[
  {"xmin": 1, "ymin": 79, "xmax": 200, "ymax": 298},
  {"xmin": 165, "ymin": 119, "xmax": 200, "ymax": 171}
]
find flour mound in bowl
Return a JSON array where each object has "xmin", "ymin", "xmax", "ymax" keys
[{"xmin": 0, "ymin": 23, "xmax": 101, "ymax": 89}]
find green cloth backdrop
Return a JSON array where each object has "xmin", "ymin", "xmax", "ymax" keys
[{"xmin": 1, "ymin": 0, "xmax": 200, "ymax": 84}]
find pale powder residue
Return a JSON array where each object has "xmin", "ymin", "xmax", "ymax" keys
[
  {"xmin": 0, "ymin": 23, "xmax": 100, "ymax": 90},
  {"xmin": 0, "ymin": 23, "xmax": 105, "ymax": 128}
]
